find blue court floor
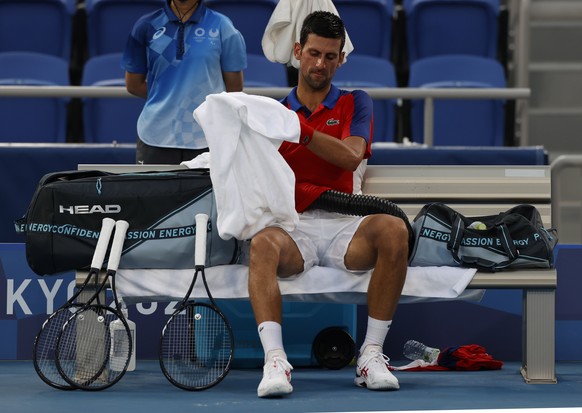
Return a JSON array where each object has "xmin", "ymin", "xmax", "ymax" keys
[{"xmin": 2, "ymin": 360, "xmax": 582, "ymax": 413}]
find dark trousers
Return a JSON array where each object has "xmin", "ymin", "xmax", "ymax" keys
[{"xmin": 136, "ymin": 139, "xmax": 209, "ymax": 165}]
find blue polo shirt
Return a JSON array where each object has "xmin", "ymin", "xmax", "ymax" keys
[{"xmin": 122, "ymin": 1, "xmax": 247, "ymax": 149}]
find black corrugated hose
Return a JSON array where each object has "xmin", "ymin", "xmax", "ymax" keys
[{"xmin": 309, "ymin": 190, "xmax": 415, "ymax": 257}]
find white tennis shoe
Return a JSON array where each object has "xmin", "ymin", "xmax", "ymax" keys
[
  {"xmin": 354, "ymin": 345, "xmax": 400, "ymax": 390},
  {"xmin": 257, "ymin": 350, "xmax": 293, "ymax": 398}
]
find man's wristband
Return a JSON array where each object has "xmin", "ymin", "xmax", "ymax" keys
[{"xmin": 299, "ymin": 121, "xmax": 315, "ymax": 146}]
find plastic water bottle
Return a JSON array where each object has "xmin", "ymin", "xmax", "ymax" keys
[
  {"xmin": 403, "ymin": 339, "xmax": 440, "ymax": 363},
  {"xmin": 110, "ymin": 307, "xmax": 136, "ymax": 372}
]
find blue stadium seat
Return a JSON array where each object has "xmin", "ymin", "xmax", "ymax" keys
[
  {"xmin": 333, "ymin": 0, "xmax": 394, "ymax": 60},
  {"xmin": 403, "ymin": 0, "xmax": 500, "ymax": 63},
  {"xmin": 0, "ymin": 0, "xmax": 76, "ymax": 59},
  {"xmin": 334, "ymin": 54, "xmax": 398, "ymax": 142},
  {"xmin": 408, "ymin": 54, "xmax": 507, "ymax": 146},
  {"xmin": 0, "ymin": 52, "xmax": 69, "ymax": 143},
  {"xmin": 85, "ymin": 0, "xmax": 163, "ymax": 57},
  {"xmin": 244, "ymin": 53, "xmax": 288, "ymax": 87},
  {"xmin": 206, "ymin": 0, "xmax": 277, "ymax": 55},
  {"xmin": 81, "ymin": 53, "xmax": 144, "ymax": 143}
]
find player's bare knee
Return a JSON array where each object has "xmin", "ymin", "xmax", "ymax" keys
[
  {"xmin": 250, "ymin": 231, "xmax": 279, "ymax": 258},
  {"xmin": 249, "ymin": 228, "xmax": 292, "ymax": 263},
  {"xmin": 378, "ymin": 216, "xmax": 409, "ymax": 258}
]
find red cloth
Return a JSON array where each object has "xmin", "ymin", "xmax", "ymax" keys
[
  {"xmin": 394, "ymin": 344, "xmax": 503, "ymax": 371},
  {"xmin": 438, "ymin": 344, "xmax": 504, "ymax": 371}
]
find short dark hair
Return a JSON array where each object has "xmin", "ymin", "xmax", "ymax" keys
[{"xmin": 299, "ymin": 11, "xmax": 346, "ymax": 52}]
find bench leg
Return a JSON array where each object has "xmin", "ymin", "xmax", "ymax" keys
[{"xmin": 520, "ymin": 288, "xmax": 557, "ymax": 384}]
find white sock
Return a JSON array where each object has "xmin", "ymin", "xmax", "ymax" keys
[
  {"xmin": 360, "ymin": 317, "xmax": 392, "ymax": 355},
  {"xmin": 258, "ymin": 321, "xmax": 285, "ymax": 361}
]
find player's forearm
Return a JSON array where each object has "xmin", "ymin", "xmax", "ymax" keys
[{"xmin": 300, "ymin": 123, "xmax": 365, "ymax": 171}]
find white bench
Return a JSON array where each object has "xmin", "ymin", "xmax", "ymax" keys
[{"xmin": 77, "ymin": 163, "xmax": 557, "ymax": 384}]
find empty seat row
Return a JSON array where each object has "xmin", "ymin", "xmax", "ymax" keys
[
  {"xmin": 0, "ymin": 51, "xmax": 140, "ymax": 143},
  {"xmin": 0, "ymin": 51, "xmax": 290, "ymax": 144},
  {"xmin": 0, "ymin": 0, "xmax": 162, "ymax": 60},
  {"xmin": 0, "ymin": 0, "xmax": 508, "ymax": 145},
  {"xmin": 0, "ymin": 50, "xmax": 506, "ymax": 147},
  {"xmin": 0, "ymin": 0, "xmax": 504, "ymax": 66},
  {"xmin": 0, "ymin": 51, "xmax": 310, "ymax": 144},
  {"xmin": 336, "ymin": 53, "xmax": 506, "ymax": 146}
]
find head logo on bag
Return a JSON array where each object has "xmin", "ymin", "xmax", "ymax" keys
[{"xmin": 58, "ymin": 204, "xmax": 122, "ymax": 215}]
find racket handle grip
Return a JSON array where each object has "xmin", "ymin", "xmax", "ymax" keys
[
  {"xmin": 91, "ymin": 218, "xmax": 116, "ymax": 269},
  {"xmin": 108, "ymin": 220, "xmax": 129, "ymax": 272},
  {"xmin": 195, "ymin": 213, "xmax": 209, "ymax": 267}
]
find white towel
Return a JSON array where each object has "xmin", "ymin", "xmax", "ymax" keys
[
  {"xmin": 262, "ymin": 0, "xmax": 355, "ymax": 69},
  {"xmin": 115, "ymin": 265, "xmax": 480, "ymax": 305},
  {"xmin": 193, "ymin": 92, "xmax": 300, "ymax": 240},
  {"xmin": 180, "ymin": 151, "xmax": 210, "ymax": 169}
]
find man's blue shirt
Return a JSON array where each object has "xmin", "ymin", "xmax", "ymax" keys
[{"xmin": 122, "ymin": 1, "xmax": 247, "ymax": 149}]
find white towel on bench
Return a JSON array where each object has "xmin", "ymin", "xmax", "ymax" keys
[{"xmin": 115, "ymin": 264, "xmax": 479, "ymax": 305}]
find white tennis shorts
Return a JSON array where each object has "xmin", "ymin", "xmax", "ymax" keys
[{"xmin": 283, "ymin": 209, "xmax": 367, "ymax": 272}]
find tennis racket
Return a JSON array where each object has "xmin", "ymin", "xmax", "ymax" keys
[
  {"xmin": 32, "ymin": 217, "xmax": 115, "ymax": 390},
  {"xmin": 55, "ymin": 220, "xmax": 131, "ymax": 391},
  {"xmin": 159, "ymin": 213, "xmax": 234, "ymax": 390}
]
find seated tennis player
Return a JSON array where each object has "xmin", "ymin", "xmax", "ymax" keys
[{"xmin": 248, "ymin": 11, "xmax": 409, "ymax": 398}]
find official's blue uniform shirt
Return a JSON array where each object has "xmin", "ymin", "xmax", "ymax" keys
[{"xmin": 122, "ymin": 1, "xmax": 247, "ymax": 149}]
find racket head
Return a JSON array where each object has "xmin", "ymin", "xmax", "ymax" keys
[
  {"xmin": 159, "ymin": 301, "xmax": 234, "ymax": 391},
  {"xmin": 32, "ymin": 303, "xmax": 84, "ymax": 390},
  {"xmin": 32, "ymin": 217, "xmax": 116, "ymax": 390},
  {"xmin": 55, "ymin": 304, "xmax": 132, "ymax": 391}
]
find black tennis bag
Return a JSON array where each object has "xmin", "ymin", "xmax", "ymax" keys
[
  {"xmin": 15, "ymin": 169, "xmax": 239, "ymax": 275},
  {"xmin": 408, "ymin": 202, "xmax": 558, "ymax": 271}
]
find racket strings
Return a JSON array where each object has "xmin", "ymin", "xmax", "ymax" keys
[
  {"xmin": 33, "ymin": 271, "xmax": 105, "ymax": 389},
  {"xmin": 161, "ymin": 304, "xmax": 232, "ymax": 389},
  {"xmin": 33, "ymin": 307, "xmax": 81, "ymax": 389},
  {"xmin": 56, "ymin": 306, "xmax": 131, "ymax": 389}
]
